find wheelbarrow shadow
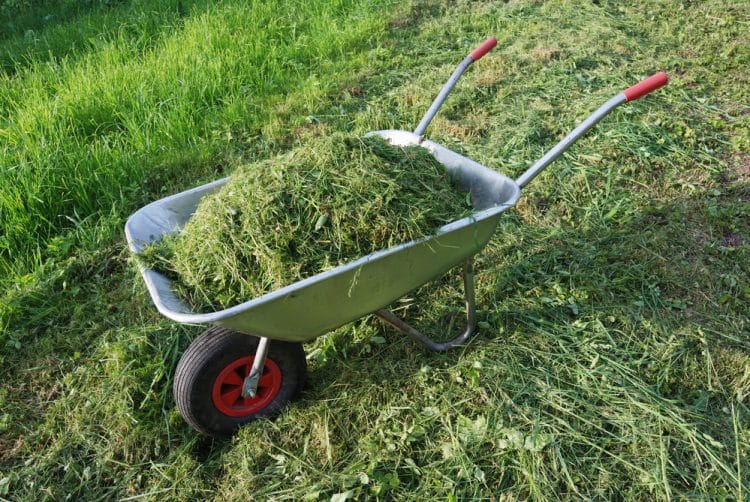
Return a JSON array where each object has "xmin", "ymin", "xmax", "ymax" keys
[
  {"xmin": 294, "ymin": 178, "xmax": 749, "ymax": 414},
  {"xmin": 181, "ymin": 179, "xmax": 747, "ymax": 469}
]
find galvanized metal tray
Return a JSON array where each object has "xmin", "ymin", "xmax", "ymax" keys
[{"xmin": 125, "ymin": 129, "xmax": 520, "ymax": 343}]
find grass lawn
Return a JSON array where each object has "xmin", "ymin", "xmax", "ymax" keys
[{"xmin": 1, "ymin": 0, "xmax": 748, "ymax": 499}]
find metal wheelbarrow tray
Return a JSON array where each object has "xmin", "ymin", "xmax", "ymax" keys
[
  {"xmin": 125, "ymin": 129, "xmax": 520, "ymax": 344},
  {"xmin": 125, "ymin": 37, "xmax": 669, "ymax": 437}
]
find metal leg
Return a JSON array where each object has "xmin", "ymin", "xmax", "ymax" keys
[
  {"xmin": 242, "ymin": 336, "xmax": 270, "ymax": 398},
  {"xmin": 376, "ymin": 260, "xmax": 476, "ymax": 351}
]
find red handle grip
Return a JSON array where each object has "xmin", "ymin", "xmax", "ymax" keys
[
  {"xmin": 623, "ymin": 72, "xmax": 669, "ymax": 102},
  {"xmin": 468, "ymin": 37, "xmax": 497, "ymax": 61}
]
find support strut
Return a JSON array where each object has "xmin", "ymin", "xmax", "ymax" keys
[{"xmin": 376, "ymin": 260, "xmax": 476, "ymax": 351}]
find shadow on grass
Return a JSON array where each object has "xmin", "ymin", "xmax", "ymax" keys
[
  {"xmin": 0, "ymin": 0, "xmax": 206, "ymax": 74},
  {"xmin": 1, "ymin": 176, "xmax": 747, "ymax": 496},
  {"xmin": 0, "ymin": 0, "xmax": 127, "ymax": 41},
  {"xmin": 295, "ymin": 181, "xmax": 747, "ymax": 428}
]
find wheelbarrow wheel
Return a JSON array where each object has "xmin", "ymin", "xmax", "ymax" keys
[{"xmin": 173, "ymin": 327, "xmax": 306, "ymax": 438}]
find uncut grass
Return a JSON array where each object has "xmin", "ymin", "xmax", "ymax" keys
[
  {"xmin": 147, "ymin": 134, "xmax": 471, "ymax": 312},
  {"xmin": 0, "ymin": 0, "xmax": 397, "ymax": 280},
  {"xmin": 1, "ymin": 0, "xmax": 749, "ymax": 499}
]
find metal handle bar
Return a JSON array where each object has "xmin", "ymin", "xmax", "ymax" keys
[
  {"xmin": 414, "ymin": 37, "xmax": 497, "ymax": 137},
  {"xmin": 516, "ymin": 72, "xmax": 669, "ymax": 188}
]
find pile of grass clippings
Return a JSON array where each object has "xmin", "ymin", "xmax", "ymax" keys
[{"xmin": 144, "ymin": 133, "xmax": 472, "ymax": 312}]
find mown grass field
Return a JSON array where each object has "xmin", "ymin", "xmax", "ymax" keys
[{"xmin": 1, "ymin": 0, "xmax": 748, "ymax": 499}]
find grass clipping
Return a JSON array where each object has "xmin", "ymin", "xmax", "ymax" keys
[{"xmin": 146, "ymin": 134, "xmax": 472, "ymax": 312}]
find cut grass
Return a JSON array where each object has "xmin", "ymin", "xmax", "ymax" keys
[
  {"xmin": 0, "ymin": 0, "xmax": 748, "ymax": 499},
  {"xmin": 144, "ymin": 134, "xmax": 472, "ymax": 312}
]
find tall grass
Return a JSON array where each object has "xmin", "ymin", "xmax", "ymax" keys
[{"xmin": 0, "ymin": 0, "xmax": 394, "ymax": 279}]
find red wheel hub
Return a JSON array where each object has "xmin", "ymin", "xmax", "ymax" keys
[{"xmin": 212, "ymin": 355, "xmax": 282, "ymax": 417}]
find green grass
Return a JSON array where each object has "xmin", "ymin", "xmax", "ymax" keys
[
  {"xmin": 0, "ymin": 0, "xmax": 393, "ymax": 278},
  {"xmin": 1, "ymin": 0, "xmax": 748, "ymax": 499}
]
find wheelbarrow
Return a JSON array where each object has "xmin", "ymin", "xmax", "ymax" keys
[{"xmin": 125, "ymin": 37, "xmax": 668, "ymax": 437}]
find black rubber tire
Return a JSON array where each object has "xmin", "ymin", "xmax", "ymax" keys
[{"xmin": 173, "ymin": 326, "xmax": 306, "ymax": 438}]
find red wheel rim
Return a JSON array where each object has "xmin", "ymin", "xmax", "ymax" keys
[{"xmin": 211, "ymin": 355, "xmax": 282, "ymax": 417}]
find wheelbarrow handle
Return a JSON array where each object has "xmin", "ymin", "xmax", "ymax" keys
[
  {"xmin": 414, "ymin": 37, "xmax": 498, "ymax": 137},
  {"xmin": 623, "ymin": 71, "xmax": 669, "ymax": 101},
  {"xmin": 515, "ymin": 72, "xmax": 669, "ymax": 188},
  {"xmin": 469, "ymin": 37, "xmax": 498, "ymax": 62}
]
